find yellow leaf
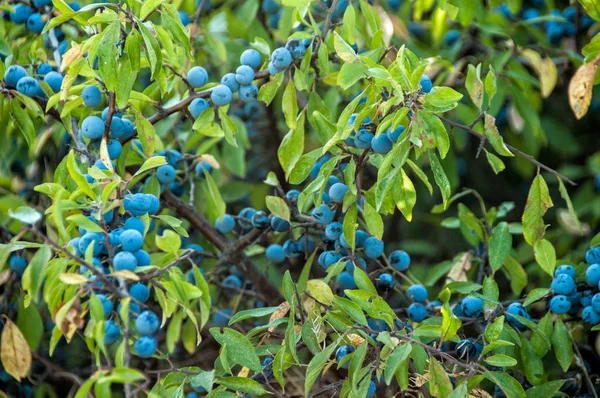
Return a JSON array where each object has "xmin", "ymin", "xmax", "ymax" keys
[
  {"xmin": 60, "ymin": 42, "xmax": 82, "ymax": 72},
  {"xmin": 521, "ymin": 50, "xmax": 557, "ymax": 98},
  {"xmin": 445, "ymin": 252, "xmax": 472, "ymax": 284},
  {"xmin": 198, "ymin": 154, "xmax": 221, "ymax": 170},
  {"xmin": 0, "ymin": 270, "xmax": 11, "ymax": 286},
  {"xmin": 111, "ymin": 270, "xmax": 140, "ymax": 280},
  {"xmin": 0, "ymin": 318, "xmax": 32, "ymax": 382},
  {"xmin": 569, "ymin": 54, "xmax": 600, "ymax": 119},
  {"xmin": 59, "ymin": 273, "xmax": 88, "ymax": 284},
  {"xmin": 99, "ymin": 138, "xmax": 114, "ymax": 172},
  {"xmin": 268, "ymin": 302, "xmax": 290, "ymax": 333}
]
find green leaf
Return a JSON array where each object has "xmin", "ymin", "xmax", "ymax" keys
[
  {"xmin": 10, "ymin": 101, "xmax": 35, "ymax": 147},
  {"xmin": 352, "ymin": 267, "xmax": 377, "ymax": 295},
  {"xmin": 488, "ymin": 222, "xmax": 512, "ymax": 272},
  {"xmin": 306, "ymin": 279, "xmax": 334, "ymax": 305},
  {"xmin": 485, "ymin": 316, "xmax": 504, "ymax": 342},
  {"xmin": 155, "ymin": 215, "xmax": 189, "ymax": 237},
  {"xmin": 557, "ymin": 177, "xmax": 582, "ymax": 234},
  {"xmin": 216, "ymin": 377, "xmax": 271, "ymax": 395},
  {"xmin": 485, "ymin": 371, "xmax": 526, "ymax": 398},
  {"xmin": 137, "ymin": 19, "xmax": 163, "ymax": 79},
  {"xmin": 134, "ymin": 156, "xmax": 167, "ymax": 177},
  {"xmin": 209, "ymin": 328, "xmax": 262, "ymax": 373},
  {"xmin": 533, "ymin": 239, "xmax": 556, "ymax": 277},
  {"xmin": 428, "ymin": 357, "xmax": 453, "ymax": 397},
  {"xmin": 486, "ymin": 151, "xmax": 506, "ymax": 174},
  {"xmin": 332, "ymin": 297, "xmax": 367, "ymax": 326},
  {"xmin": 552, "ymin": 318, "xmax": 573, "ymax": 373},
  {"xmin": 333, "ymin": 32, "xmax": 360, "ymax": 63},
  {"xmin": 485, "ymin": 354, "xmax": 517, "ymax": 367},
  {"xmin": 8, "ymin": 206, "xmax": 42, "ymax": 225},
  {"xmin": 155, "ymin": 230, "xmax": 181, "ymax": 255},
  {"xmin": 135, "ymin": 114, "xmax": 159, "ymax": 157},
  {"xmin": 522, "ymin": 175, "xmax": 553, "ymax": 245},
  {"xmin": 289, "ymin": 149, "xmax": 322, "ymax": 185},
  {"xmin": 485, "ymin": 66, "xmax": 497, "ymax": 102},
  {"xmin": 218, "ymin": 108, "xmax": 238, "ymax": 147},
  {"xmin": 363, "ymin": 201, "xmax": 383, "ymax": 239},
  {"xmin": 523, "ymin": 288, "xmax": 550, "ymax": 306},
  {"xmin": 278, "ymin": 113, "xmax": 305, "ymax": 178},
  {"xmin": 67, "ymin": 151, "xmax": 96, "ymax": 200},
  {"xmin": 484, "ymin": 114, "xmax": 514, "ymax": 157},
  {"xmin": 16, "ymin": 301, "xmax": 43, "ymax": 351},
  {"xmin": 466, "ymin": 64, "xmax": 484, "ymax": 109},
  {"xmin": 424, "ymin": 86, "xmax": 463, "ymax": 109},
  {"xmin": 265, "ymin": 196, "xmax": 291, "ymax": 221},
  {"xmin": 98, "ymin": 21, "xmax": 120, "ymax": 91},
  {"xmin": 21, "ymin": 245, "xmax": 52, "ymax": 304},
  {"xmin": 520, "ymin": 338, "xmax": 544, "ymax": 385},
  {"xmin": 258, "ymin": 72, "xmax": 284, "ymax": 106},
  {"xmin": 189, "ymin": 370, "xmax": 214, "ymax": 393},
  {"xmin": 140, "ymin": 0, "xmax": 162, "ymax": 20},
  {"xmin": 282, "ymin": 80, "xmax": 298, "ymax": 130},
  {"xmin": 390, "ymin": 168, "xmax": 415, "ymax": 222},
  {"xmin": 203, "ymin": 168, "xmax": 226, "ymax": 224},
  {"xmin": 525, "ymin": 380, "xmax": 565, "ymax": 398},
  {"xmin": 384, "ymin": 343, "xmax": 412, "ymax": 385},
  {"xmin": 503, "ymin": 255, "xmax": 528, "ymax": 296},
  {"xmin": 343, "ymin": 203, "xmax": 358, "ymax": 252},
  {"xmin": 429, "ymin": 152, "xmax": 451, "ymax": 209},
  {"xmin": 304, "ymin": 340, "xmax": 340, "ymax": 395}
]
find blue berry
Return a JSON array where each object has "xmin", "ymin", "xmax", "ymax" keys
[
  {"xmin": 420, "ymin": 74, "xmax": 432, "ymax": 93},
  {"xmin": 26, "ymin": 13, "xmax": 46, "ymax": 33},
  {"xmin": 251, "ymin": 211, "xmax": 270, "ymax": 229},
  {"xmin": 371, "ymin": 134, "xmax": 393, "ymax": 154},
  {"xmin": 354, "ymin": 129, "xmax": 374, "ymax": 149},
  {"xmin": 81, "ymin": 116, "xmax": 105, "ymax": 140},
  {"xmin": 271, "ymin": 216, "xmax": 290, "ymax": 232},
  {"xmin": 408, "ymin": 302, "xmax": 427, "ymax": 322},
  {"xmin": 134, "ymin": 336, "xmax": 157, "ymax": 358},
  {"xmin": 130, "ymin": 283, "xmax": 150, "ymax": 303},
  {"xmin": 113, "ymin": 251, "xmax": 138, "ymax": 272},
  {"xmin": 220, "ymin": 73, "xmax": 240, "ymax": 92},
  {"xmin": 377, "ymin": 273, "xmax": 394, "ymax": 288},
  {"xmin": 135, "ymin": 310, "xmax": 160, "ymax": 335},
  {"xmin": 9, "ymin": 4, "xmax": 32, "ymax": 24},
  {"xmin": 586, "ymin": 263, "xmax": 600, "ymax": 285},
  {"xmin": 582, "ymin": 306, "xmax": 600, "ymax": 325},
  {"xmin": 222, "ymin": 275, "xmax": 242, "ymax": 291},
  {"xmin": 318, "ymin": 251, "xmax": 342, "ymax": 269},
  {"xmin": 212, "ymin": 309, "xmax": 232, "ymax": 327},
  {"xmin": 329, "ymin": 183, "xmax": 348, "ymax": 204},
  {"xmin": 106, "ymin": 139, "xmax": 122, "ymax": 160},
  {"xmin": 266, "ymin": 244, "xmax": 285, "ymax": 263},
  {"xmin": 16, "ymin": 77, "xmax": 39, "ymax": 97},
  {"xmin": 119, "ymin": 229, "xmax": 143, "ymax": 252},
  {"xmin": 187, "ymin": 66, "xmax": 208, "ymax": 88},
  {"xmin": 239, "ymin": 83, "xmax": 258, "ymax": 102},
  {"xmin": 505, "ymin": 302, "xmax": 530, "ymax": 329},
  {"xmin": 79, "ymin": 232, "xmax": 103, "ymax": 256},
  {"xmin": 43, "ymin": 71, "xmax": 63, "ymax": 93},
  {"xmin": 335, "ymin": 345, "xmax": 355, "ymax": 369},
  {"xmin": 364, "ymin": 237, "xmax": 384, "ymax": 259},
  {"xmin": 195, "ymin": 160, "xmax": 213, "ymax": 177},
  {"xmin": 554, "ymin": 265, "xmax": 576, "ymax": 279},
  {"xmin": 270, "ymin": 47, "xmax": 292, "ymax": 69},
  {"xmin": 132, "ymin": 250, "xmax": 151, "ymax": 267},
  {"xmin": 268, "ymin": 62, "xmax": 283, "ymax": 76},
  {"xmin": 285, "ymin": 39, "xmax": 306, "ymax": 59},
  {"xmin": 104, "ymin": 320, "xmax": 120, "ymax": 344},
  {"xmin": 461, "ymin": 297, "xmax": 484, "ymax": 318},
  {"xmin": 235, "ymin": 65, "xmax": 255, "ymax": 85},
  {"xmin": 262, "ymin": 0, "xmax": 279, "ymax": 14},
  {"xmin": 37, "ymin": 63, "xmax": 52, "ymax": 76},
  {"xmin": 389, "ymin": 250, "xmax": 410, "ymax": 271},
  {"xmin": 189, "ymin": 98, "xmax": 209, "ymax": 119},
  {"xmin": 311, "ymin": 204, "xmax": 335, "ymax": 225},
  {"xmin": 283, "ymin": 240, "xmax": 303, "ymax": 258},
  {"xmin": 551, "ymin": 274, "xmax": 576, "ymax": 295},
  {"xmin": 345, "ymin": 257, "xmax": 366, "ymax": 274},
  {"xmin": 240, "ymin": 49, "xmax": 262, "ymax": 70},
  {"xmin": 442, "ymin": 29, "xmax": 461, "ymax": 46},
  {"xmin": 407, "ymin": 284, "xmax": 428, "ymax": 302},
  {"xmin": 586, "ymin": 247, "xmax": 600, "ymax": 265},
  {"xmin": 325, "ymin": 222, "xmax": 343, "ymax": 241},
  {"xmin": 124, "ymin": 217, "xmax": 145, "ymax": 234},
  {"xmin": 367, "ymin": 381, "xmax": 376, "ymax": 398},
  {"xmin": 186, "ymin": 244, "xmax": 205, "ymax": 264},
  {"xmin": 8, "ymin": 255, "xmax": 27, "ymax": 274},
  {"xmin": 215, "ymin": 214, "xmax": 235, "ymax": 234},
  {"xmin": 592, "ymin": 294, "xmax": 600, "ymax": 313},
  {"xmin": 337, "ymin": 271, "xmax": 356, "ymax": 290},
  {"xmin": 96, "ymin": 294, "xmax": 113, "ymax": 317},
  {"xmin": 210, "ymin": 84, "xmax": 232, "ymax": 106},
  {"xmin": 156, "ymin": 164, "xmax": 176, "ymax": 184},
  {"xmin": 387, "ymin": 126, "xmax": 405, "ymax": 143}
]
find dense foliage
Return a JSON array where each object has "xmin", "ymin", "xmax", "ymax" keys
[{"xmin": 1, "ymin": 0, "xmax": 600, "ymax": 397}]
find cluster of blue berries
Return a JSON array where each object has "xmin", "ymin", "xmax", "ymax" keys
[
  {"xmin": 3, "ymin": 64, "xmax": 63, "ymax": 97},
  {"xmin": 548, "ymin": 246, "xmax": 600, "ymax": 325}
]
